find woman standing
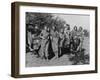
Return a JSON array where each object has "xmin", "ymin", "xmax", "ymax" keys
[
  {"xmin": 51, "ymin": 26, "xmax": 59, "ymax": 59},
  {"xmin": 39, "ymin": 26, "xmax": 49, "ymax": 60},
  {"xmin": 63, "ymin": 24, "xmax": 71, "ymax": 54},
  {"xmin": 27, "ymin": 30, "xmax": 33, "ymax": 51},
  {"xmin": 77, "ymin": 26, "xmax": 84, "ymax": 51},
  {"xmin": 58, "ymin": 28, "xmax": 65, "ymax": 57}
]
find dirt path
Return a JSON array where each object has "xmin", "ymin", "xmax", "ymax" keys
[{"xmin": 26, "ymin": 52, "xmax": 73, "ymax": 67}]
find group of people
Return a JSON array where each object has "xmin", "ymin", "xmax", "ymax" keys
[{"xmin": 27, "ymin": 24, "xmax": 85, "ymax": 61}]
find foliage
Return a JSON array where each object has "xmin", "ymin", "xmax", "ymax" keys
[
  {"xmin": 83, "ymin": 29, "xmax": 89, "ymax": 37},
  {"xmin": 26, "ymin": 12, "xmax": 66, "ymax": 32}
]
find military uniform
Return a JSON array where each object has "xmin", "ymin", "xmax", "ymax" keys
[
  {"xmin": 27, "ymin": 31, "xmax": 32, "ymax": 50},
  {"xmin": 64, "ymin": 29, "xmax": 70, "ymax": 46},
  {"xmin": 70, "ymin": 30, "xmax": 80, "ymax": 52},
  {"xmin": 58, "ymin": 31, "xmax": 64, "ymax": 56},
  {"xmin": 77, "ymin": 30, "xmax": 84, "ymax": 51},
  {"xmin": 39, "ymin": 29, "xmax": 49, "ymax": 59},
  {"xmin": 51, "ymin": 30, "xmax": 59, "ymax": 58}
]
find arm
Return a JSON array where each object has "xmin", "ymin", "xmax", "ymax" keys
[
  {"xmin": 39, "ymin": 31, "xmax": 45, "ymax": 39},
  {"xmin": 77, "ymin": 42, "xmax": 81, "ymax": 51},
  {"xmin": 76, "ymin": 38, "xmax": 83, "ymax": 51}
]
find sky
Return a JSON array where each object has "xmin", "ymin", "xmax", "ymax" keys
[{"xmin": 53, "ymin": 14, "xmax": 90, "ymax": 31}]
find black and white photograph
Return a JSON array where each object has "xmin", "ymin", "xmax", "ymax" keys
[
  {"xmin": 26, "ymin": 12, "xmax": 90, "ymax": 67},
  {"xmin": 11, "ymin": 2, "xmax": 97, "ymax": 78}
]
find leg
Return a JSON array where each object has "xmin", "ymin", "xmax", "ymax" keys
[{"xmin": 39, "ymin": 40, "xmax": 45, "ymax": 59}]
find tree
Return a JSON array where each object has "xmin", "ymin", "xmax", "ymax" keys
[
  {"xmin": 83, "ymin": 29, "xmax": 89, "ymax": 37},
  {"xmin": 26, "ymin": 12, "xmax": 66, "ymax": 32}
]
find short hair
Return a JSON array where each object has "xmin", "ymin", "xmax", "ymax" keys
[
  {"xmin": 66, "ymin": 24, "xmax": 70, "ymax": 27},
  {"xmin": 74, "ymin": 26, "xmax": 77, "ymax": 31},
  {"xmin": 64, "ymin": 24, "xmax": 70, "ymax": 30},
  {"xmin": 79, "ymin": 26, "xmax": 83, "ymax": 31}
]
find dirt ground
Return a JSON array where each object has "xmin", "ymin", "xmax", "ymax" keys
[
  {"xmin": 26, "ymin": 37, "xmax": 89, "ymax": 67},
  {"xmin": 26, "ymin": 52, "xmax": 73, "ymax": 67}
]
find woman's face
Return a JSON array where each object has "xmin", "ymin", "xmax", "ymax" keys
[
  {"xmin": 64, "ymin": 28, "xmax": 67, "ymax": 32},
  {"xmin": 52, "ymin": 26, "xmax": 55, "ymax": 30},
  {"xmin": 66, "ymin": 25, "xmax": 70, "ymax": 30},
  {"xmin": 44, "ymin": 26, "xmax": 47, "ymax": 30},
  {"xmin": 60, "ymin": 28, "xmax": 64, "ymax": 33},
  {"xmin": 74, "ymin": 26, "xmax": 77, "ymax": 31},
  {"xmin": 47, "ymin": 27, "xmax": 50, "ymax": 32},
  {"xmin": 79, "ymin": 27, "xmax": 83, "ymax": 32},
  {"xmin": 35, "ymin": 25, "xmax": 38, "ymax": 29}
]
